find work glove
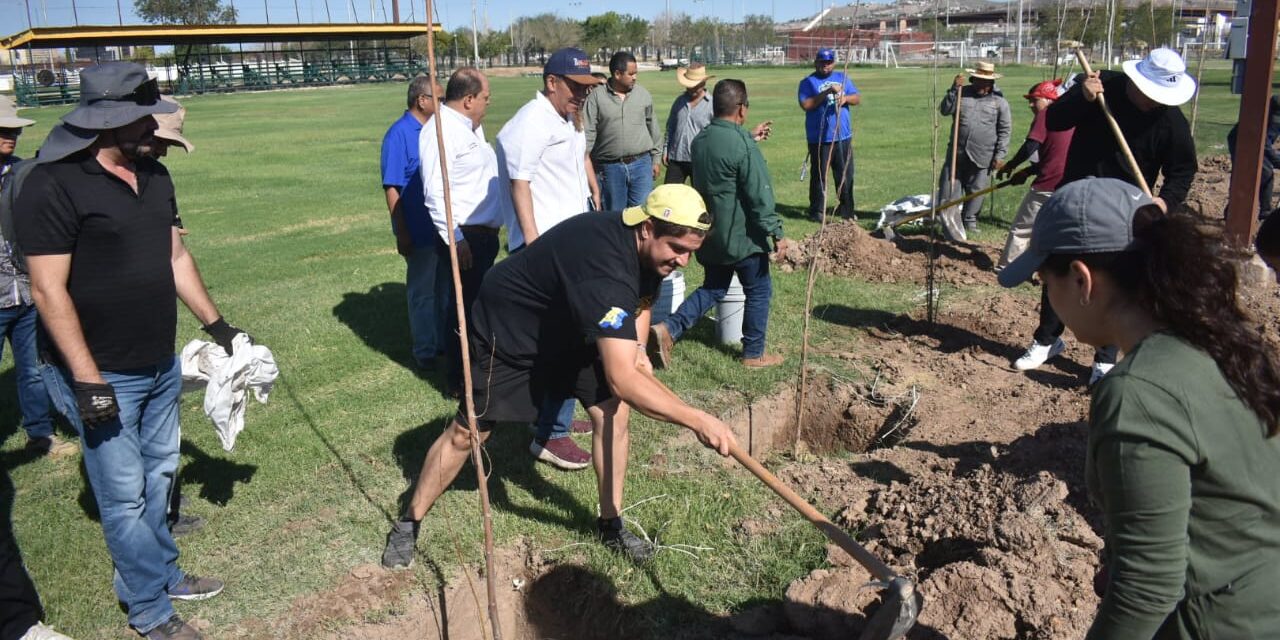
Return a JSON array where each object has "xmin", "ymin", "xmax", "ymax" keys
[
  {"xmin": 202, "ymin": 317, "xmax": 250, "ymax": 356},
  {"xmin": 73, "ymin": 381, "xmax": 119, "ymax": 426}
]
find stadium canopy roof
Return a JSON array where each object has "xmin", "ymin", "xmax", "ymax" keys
[{"xmin": 0, "ymin": 23, "xmax": 439, "ymax": 51}]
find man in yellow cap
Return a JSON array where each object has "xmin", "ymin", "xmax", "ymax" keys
[{"xmin": 382, "ymin": 184, "xmax": 738, "ymax": 568}]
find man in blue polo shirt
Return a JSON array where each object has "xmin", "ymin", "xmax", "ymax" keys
[
  {"xmin": 381, "ymin": 75, "xmax": 446, "ymax": 372},
  {"xmin": 797, "ymin": 48, "xmax": 860, "ymax": 221}
]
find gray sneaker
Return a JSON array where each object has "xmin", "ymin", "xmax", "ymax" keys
[
  {"xmin": 145, "ymin": 616, "xmax": 202, "ymax": 640},
  {"xmin": 381, "ymin": 519, "xmax": 419, "ymax": 569},
  {"xmin": 168, "ymin": 575, "xmax": 223, "ymax": 601},
  {"xmin": 598, "ymin": 517, "xmax": 654, "ymax": 563}
]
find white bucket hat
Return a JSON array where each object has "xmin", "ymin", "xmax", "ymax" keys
[{"xmin": 1122, "ymin": 47, "xmax": 1197, "ymax": 106}]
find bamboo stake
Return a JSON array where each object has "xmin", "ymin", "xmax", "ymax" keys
[
  {"xmin": 795, "ymin": 0, "xmax": 863, "ymax": 455},
  {"xmin": 421, "ymin": 2, "xmax": 503, "ymax": 639}
]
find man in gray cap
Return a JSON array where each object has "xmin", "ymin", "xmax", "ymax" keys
[
  {"xmin": 0, "ymin": 96, "xmax": 72, "ymax": 461},
  {"xmin": 14, "ymin": 62, "xmax": 245, "ymax": 640}
]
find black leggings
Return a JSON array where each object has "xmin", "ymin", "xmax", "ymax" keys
[{"xmin": 664, "ymin": 160, "xmax": 693, "ymax": 185}]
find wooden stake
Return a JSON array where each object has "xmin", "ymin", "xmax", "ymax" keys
[
  {"xmin": 795, "ymin": 0, "xmax": 863, "ymax": 455},
  {"xmin": 421, "ymin": 3, "xmax": 503, "ymax": 639}
]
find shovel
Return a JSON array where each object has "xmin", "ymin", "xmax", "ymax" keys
[
  {"xmin": 878, "ymin": 177, "xmax": 1018, "ymax": 235},
  {"xmin": 937, "ymin": 80, "xmax": 968, "ymax": 242},
  {"xmin": 729, "ymin": 441, "xmax": 921, "ymax": 640}
]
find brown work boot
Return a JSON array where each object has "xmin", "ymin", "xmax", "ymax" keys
[
  {"xmin": 742, "ymin": 353, "xmax": 784, "ymax": 368},
  {"xmin": 648, "ymin": 323, "xmax": 675, "ymax": 369}
]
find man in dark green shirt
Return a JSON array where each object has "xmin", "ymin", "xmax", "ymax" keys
[{"xmin": 648, "ymin": 79, "xmax": 790, "ymax": 369}]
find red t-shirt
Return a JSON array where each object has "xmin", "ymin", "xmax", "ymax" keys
[{"xmin": 1027, "ymin": 108, "xmax": 1075, "ymax": 192}]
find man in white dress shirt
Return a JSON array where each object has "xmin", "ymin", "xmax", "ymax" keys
[{"xmin": 419, "ymin": 67, "xmax": 508, "ymax": 394}]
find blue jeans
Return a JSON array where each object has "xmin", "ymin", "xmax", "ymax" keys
[
  {"xmin": 533, "ymin": 394, "xmax": 577, "ymax": 442},
  {"xmin": 43, "ymin": 357, "xmax": 185, "ymax": 634},
  {"xmin": 662, "ymin": 253, "xmax": 773, "ymax": 359},
  {"xmin": 597, "ymin": 156, "xmax": 655, "ymax": 210},
  {"xmin": 0, "ymin": 304, "xmax": 53, "ymax": 439},
  {"xmin": 405, "ymin": 239, "xmax": 450, "ymax": 366}
]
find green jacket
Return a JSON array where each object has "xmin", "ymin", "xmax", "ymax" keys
[
  {"xmin": 1087, "ymin": 332, "xmax": 1280, "ymax": 639},
  {"xmin": 690, "ymin": 119, "xmax": 783, "ymax": 265}
]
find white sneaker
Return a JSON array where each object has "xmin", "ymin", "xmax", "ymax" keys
[
  {"xmin": 1013, "ymin": 338, "xmax": 1066, "ymax": 371},
  {"xmin": 1089, "ymin": 362, "xmax": 1116, "ymax": 387},
  {"xmin": 20, "ymin": 622, "xmax": 74, "ymax": 640}
]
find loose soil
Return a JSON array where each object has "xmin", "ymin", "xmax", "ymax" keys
[
  {"xmin": 302, "ymin": 158, "xmax": 1280, "ymax": 639},
  {"xmin": 778, "ymin": 220, "xmax": 1001, "ymax": 287}
]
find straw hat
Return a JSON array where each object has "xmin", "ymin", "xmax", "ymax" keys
[
  {"xmin": 965, "ymin": 61, "xmax": 1002, "ymax": 81},
  {"xmin": 0, "ymin": 96, "xmax": 35, "ymax": 128},
  {"xmin": 677, "ymin": 64, "xmax": 715, "ymax": 89},
  {"xmin": 153, "ymin": 95, "xmax": 194, "ymax": 153},
  {"xmin": 1122, "ymin": 47, "xmax": 1196, "ymax": 107}
]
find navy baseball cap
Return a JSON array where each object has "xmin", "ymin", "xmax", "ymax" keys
[
  {"xmin": 816, "ymin": 48, "xmax": 836, "ymax": 62},
  {"xmin": 544, "ymin": 48, "xmax": 604, "ymax": 85},
  {"xmin": 998, "ymin": 178, "xmax": 1154, "ymax": 288}
]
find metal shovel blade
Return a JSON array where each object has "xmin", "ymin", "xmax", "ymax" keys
[
  {"xmin": 859, "ymin": 576, "xmax": 923, "ymax": 640},
  {"xmin": 936, "ymin": 179, "xmax": 967, "ymax": 242}
]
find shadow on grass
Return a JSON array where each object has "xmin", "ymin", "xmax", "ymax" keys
[
  {"xmin": 0, "ymin": 447, "xmax": 46, "ymax": 628},
  {"xmin": 332, "ymin": 282, "xmax": 452, "ymax": 397},
  {"xmin": 524, "ymin": 562, "xmax": 945, "ymax": 639},
  {"xmin": 391, "ymin": 419, "xmax": 595, "ymax": 533},
  {"xmin": 178, "ymin": 439, "xmax": 257, "ymax": 506}
]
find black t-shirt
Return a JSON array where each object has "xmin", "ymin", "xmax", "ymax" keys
[
  {"xmin": 14, "ymin": 153, "xmax": 180, "ymax": 370},
  {"xmin": 471, "ymin": 212, "xmax": 661, "ymax": 368}
]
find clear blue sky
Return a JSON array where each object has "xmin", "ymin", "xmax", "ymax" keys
[{"xmin": 0, "ymin": 0, "xmax": 851, "ymax": 39}]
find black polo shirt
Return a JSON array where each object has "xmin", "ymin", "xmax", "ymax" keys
[
  {"xmin": 14, "ymin": 152, "xmax": 180, "ymax": 370},
  {"xmin": 470, "ymin": 211, "xmax": 662, "ymax": 368}
]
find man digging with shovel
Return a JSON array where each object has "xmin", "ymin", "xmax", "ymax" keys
[
  {"xmin": 382, "ymin": 184, "xmax": 739, "ymax": 567},
  {"xmin": 938, "ymin": 61, "xmax": 1011, "ymax": 237}
]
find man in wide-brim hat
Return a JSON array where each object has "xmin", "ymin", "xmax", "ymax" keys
[
  {"xmin": 663, "ymin": 63, "xmax": 716, "ymax": 185},
  {"xmin": 938, "ymin": 59, "xmax": 1012, "ymax": 234},
  {"xmin": 15, "ymin": 61, "xmax": 248, "ymax": 640}
]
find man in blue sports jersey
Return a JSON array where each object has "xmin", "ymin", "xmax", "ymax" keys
[{"xmin": 797, "ymin": 48, "xmax": 860, "ymax": 221}]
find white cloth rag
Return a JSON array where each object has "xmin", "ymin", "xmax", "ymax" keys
[{"xmin": 180, "ymin": 334, "xmax": 279, "ymax": 451}]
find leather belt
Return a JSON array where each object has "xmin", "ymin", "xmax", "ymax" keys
[{"xmin": 597, "ymin": 154, "xmax": 647, "ymax": 165}]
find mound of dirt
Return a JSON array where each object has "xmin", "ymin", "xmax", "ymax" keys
[
  {"xmin": 779, "ymin": 220, "xmax": 1001, "ymax": 286},
  {"xmin": 1179, "ymin": 154, "xmax": 1234, "ymax": 221}
]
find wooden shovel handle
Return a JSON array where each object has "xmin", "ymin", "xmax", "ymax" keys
[
  {"xmin": 1073, "ymin": 50, "xmax": 1154, "ymax": 197},
  {"xmin": 729, "ymin": 441, "xmax": 897, "ymax": 581},
  {"xmin": 949, "ymin": 81, "xmax": 963, "ymax": 183}
]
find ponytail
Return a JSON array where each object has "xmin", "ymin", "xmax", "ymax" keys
[{"xmin": 1044, "ymin": 209, "xmax": 1280, "ymax": 436}]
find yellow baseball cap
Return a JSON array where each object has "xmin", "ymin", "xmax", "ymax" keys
[{"xmin": 621, "ymin": 184, "xmax": 712, "ymax": 231}]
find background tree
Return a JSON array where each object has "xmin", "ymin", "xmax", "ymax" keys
[
  {"xmin": 620, "ymin": 15, "xmax": 650, "ymax": 58},
  {"xmin": 134, "ymin": 0, "xmax": 236, "ymax": 25},
  {"xmin": 582, "ymin": 12, "xmax": 624, "ymax": 61},
  {"xmin": 1122, "ymin": 1, "xmax": 1176, "ymax": 51}
]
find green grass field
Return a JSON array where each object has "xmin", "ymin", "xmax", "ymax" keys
[{"xmin": 0, "ymin": 63, "xmax": 1250, "ymax": 638}]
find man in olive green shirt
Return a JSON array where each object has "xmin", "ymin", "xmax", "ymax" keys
[
  {"xmin": 583, "ymin": 51, "xmax": 662, "ymax": 211},
  {"xmin": 648, "ymin": 79, "xmax": 790, "ymax": 369}
]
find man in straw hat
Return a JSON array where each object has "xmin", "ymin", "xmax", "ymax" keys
[
  {"xmin": 0, "ymin": 96, "xmax": 78, "ymax": 640},
  {"xmin": 798, "ymin": 48, "xmax": 860, "ymax": 221},
  {"xmin": 1040, "ymin": 46, "xmax": 1197, "ymax": 385},
  {"xmin": 663, "ymin": 62, "xmax": 715, "ymax": 185},
  {"xmin": 1, "ymin": 96, "xmax": 72, "ymax": 461},
  {"xmin": 381, "ymin": 184, "xmax": 739, "ymax": 568},
  {"xmin": 939, "ymin": 60, "xmax": 1012, "ymax": 233},
  {"xmin": 149, "ymin": 95, "xmax": 194, "ymax": 158},
  {"xmin": 15, "ymin": 62, "xmax": 248, "ymax": 640}
]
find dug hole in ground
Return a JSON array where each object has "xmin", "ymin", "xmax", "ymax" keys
[{"xmin": 237, "ymin": 157, "xmax": 1277, "ymax": 639}]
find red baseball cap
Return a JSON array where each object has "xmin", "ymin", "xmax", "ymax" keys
[{"xmin": 1024, "ymin": 79, "xmax": 1063, "ymax": 101}]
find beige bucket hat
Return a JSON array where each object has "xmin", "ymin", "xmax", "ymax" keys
[
  {"xmin": 677, "ymin": 64, "xmax": 715, "ymax": 89},
  {"xmin": 152, "ymin": 95, "xmax": 193, "ymax": 153},
  {"xmin": 965, "ymin": 61, "xmax": 1002, "ymax": 81},
  {"xmin": 0, "ymin": 95, "xmax": 35, "ymax": 128}
]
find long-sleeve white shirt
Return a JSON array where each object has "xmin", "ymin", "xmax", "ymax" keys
[{"xmin": 419, "ymin": 104, "xmax": 509, "ymax": 244}]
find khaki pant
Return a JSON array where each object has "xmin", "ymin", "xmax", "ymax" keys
[{"xmin": 997, "ymin": 189, "xmax": 1052, "ymax": 270}]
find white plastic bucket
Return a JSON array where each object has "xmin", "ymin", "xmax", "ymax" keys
[
  {"xmin": 716, "ymin": 274, "xmax": 746, "ymax": 346},
  {"xmin": 650, "ymin": 271, "xmax": 685, "ymax": 324}
]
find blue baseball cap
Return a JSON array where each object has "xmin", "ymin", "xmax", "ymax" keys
[
  {"xmin": 816, "ymin": 48, "xmax": 836, "ymax": 62},
  {"xmin": 543, "ymin": 48, "xmax": 604, "ymax": 85},
  {"xmin": 997, "ymin": 178, "xmax": 1153, "ymax": 288}
]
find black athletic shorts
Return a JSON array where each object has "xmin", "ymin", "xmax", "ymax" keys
[{"xmin": 456, "ymin": 347, "xmax": 614, "ymax": 430}]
